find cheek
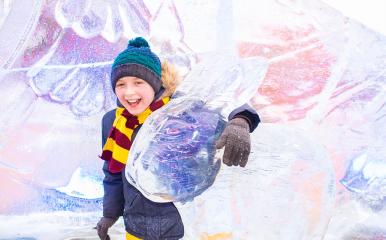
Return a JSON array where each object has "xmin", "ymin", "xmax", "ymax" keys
[
  {"xmin": 115, "ymin": 88, "xmax": 125, "ymax": 99},
  {"xmin": 143, "ymin": 87, "xmax": 155, "ymax": 102}
]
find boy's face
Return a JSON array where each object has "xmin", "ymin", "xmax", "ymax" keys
[{"xmin": 115, "ymin": 76, "xmax": 155, "ymax": 115}]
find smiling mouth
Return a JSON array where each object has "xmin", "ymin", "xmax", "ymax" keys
[{"xmin": 127, "ymin": 98, "xmax": 141, "ymax": 107}]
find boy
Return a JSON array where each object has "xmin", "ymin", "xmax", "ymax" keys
[{"xmin": 97, "ymin": 37, "xmax": 260, "ymax": 240}]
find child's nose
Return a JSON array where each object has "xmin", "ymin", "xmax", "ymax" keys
[{"xmin": 123, "ymin": 86, "xmax": 135, "ymax": 95}]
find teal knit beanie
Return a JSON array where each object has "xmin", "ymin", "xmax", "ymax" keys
[{"xmin": 111, "ymin": 37, "xmax": 162, "ymax": 93}]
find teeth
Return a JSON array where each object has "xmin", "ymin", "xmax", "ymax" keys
[{"xmin": 127, "ymin": 99, "xmax": 140, "ymax": 103}]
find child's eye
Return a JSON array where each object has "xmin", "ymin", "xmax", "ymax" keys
[{"xmin": 135, "ymin": 81, "xmax": 143, "ymax": 85}]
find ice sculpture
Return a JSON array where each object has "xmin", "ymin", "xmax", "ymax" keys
[
  {"xmin": 177, "ymin": 123, "xmax": 335, "ymax": 239},
  {"xmin": 125, "ymin": 54, "xmax": 268, "ymax": 202},
  {"xmin": 1, "ymin": 0, "xmax": 386, "ymax": 239},
  {"xmin": 341, "ymin": 149, "xmax": 386, "ymax": 211}
]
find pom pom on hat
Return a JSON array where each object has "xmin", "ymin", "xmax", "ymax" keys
[{"xmin": 127, "ymin": 37, "xmax": 150, "ymax": 48}]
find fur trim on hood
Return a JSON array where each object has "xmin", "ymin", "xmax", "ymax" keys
[{"xmin": 160, "ymin": 61, "xmax": 180, "ymax": 98}]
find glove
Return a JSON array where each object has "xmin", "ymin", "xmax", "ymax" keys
[
  {"xmin": 215, "ymin": 117, "xmax": 251, "ymax": 167},
  {"xmin": 96, "ymin": 217, "xmax": 118, "ymax": 240}
]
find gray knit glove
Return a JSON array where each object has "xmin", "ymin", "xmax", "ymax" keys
[
  {"xmin": 215, "ymin": 118, "xmax": 251, "ymax": 167},
  {"xmin": 96, "ymin": 217, "xmax": 118, "ymax": 240}
]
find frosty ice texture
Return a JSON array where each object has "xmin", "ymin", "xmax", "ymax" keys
[
  {"xmin": 341, "ymin": 151, "xmax": 386, "ymax": 211},
  {"xmin": 127, "ymin": 99, "xmax": 225, "ymax": 202},
  {"xmin": 0, "ymin": 0, "xmax": 385, "ymax": 239}
]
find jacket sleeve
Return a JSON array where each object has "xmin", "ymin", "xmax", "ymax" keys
[
  {"xmin": 228, "ymin": 103, "xmax": 260, "ymax": 132},
  {"xmin": 101, "ymin": 109, "xmax": 124, "ymax": 218}
]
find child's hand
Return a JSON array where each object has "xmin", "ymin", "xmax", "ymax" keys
[
  {"xmin": 96, "ymin": 217, "xmax": 118, "ymax": 240},
  {"xmin": 216, "ymin": 118, "xmax": 251, "ymax": 167}
]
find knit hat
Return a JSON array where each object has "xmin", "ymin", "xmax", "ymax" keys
[{"xmin": 111, "ymin": 37, "xmax": 162, "ymax": 93}]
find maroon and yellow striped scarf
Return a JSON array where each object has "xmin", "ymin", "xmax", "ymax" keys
[{"xmin": 100, "ymin": 97, "xmax": 170, "ymax": 173}]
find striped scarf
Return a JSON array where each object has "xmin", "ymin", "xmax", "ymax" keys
[{"xmin": 100, "ymin": 97, "xmax": 170, "ymax": 173}]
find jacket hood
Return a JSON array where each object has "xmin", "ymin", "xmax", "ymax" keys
[{"xmin": 160, "ymin": 61, "xmax": 180, "ymax": 98}]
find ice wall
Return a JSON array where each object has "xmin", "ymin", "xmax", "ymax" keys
[{"xmin": 0, "ymin": 0, "xmax": 385, "ymax": 239}]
